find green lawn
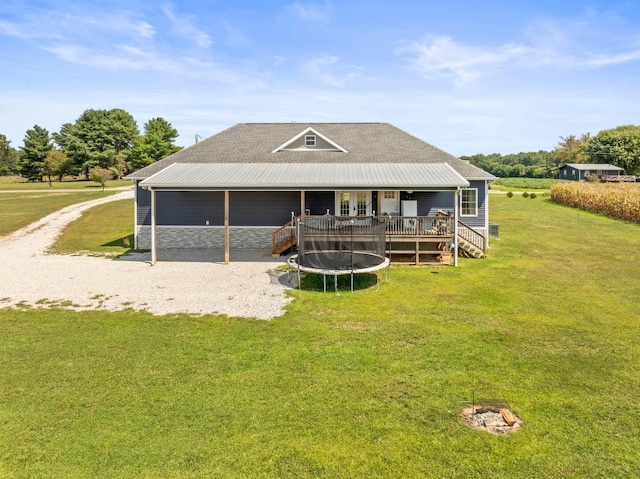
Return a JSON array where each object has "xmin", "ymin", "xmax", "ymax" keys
[
  {"xmin": 0, "ymin": 191, "xmax": 115, "ymax": 238},
  {"xmin": 491, "ymin": 177, "xmax": 567, "ymax": 192},
  {"xmin": 1, "ymin": 195, "xmax": 640, "ymax": 477},
  {"xmin": 51, "ymin": 198, "xmax": 135, "ymax": 256},
  {"xmin": 0, "ymin": 175, "xmax": 131, "ymax": 190}
]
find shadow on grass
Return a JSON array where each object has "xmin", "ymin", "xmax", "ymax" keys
[
  {"xmin": 300, "ymin": 272, "xmax": 381, "ymax": 292},
  {"xmin": 101, "ymin": 234, "xmax": 135, "ymax": 249}
]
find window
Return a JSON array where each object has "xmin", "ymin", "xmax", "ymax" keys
[
  {"xmin": 461, "ymin": 188, "xmax": 478, "ymax": 216},
  {"xmin": 305, "ymin": 135, "xmax": 316, "ymax": 147},
  {"xmin": 356, "ymin": 192, "xmax": 367, "ymax": 216},
  {"xmin": 596, "ymin": 170, "xmax": 602, "ymax": 175},
  {"xmin": 383, "ymin": 191, "xmax": 396, "ymax": 199},
  {"xmin": 340, "ymin": 192, "xmax": 350, "ymax": 216},
  {"xmin": 571, "ymin": 170, "xmax": 576, "ymax": 177},
  {"xmin": 563, "ymin": 170, "xmax": 567, "ymax": 177}
]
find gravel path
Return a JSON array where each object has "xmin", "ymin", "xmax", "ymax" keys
[{"xmin": 0, "ymin": 191, "xmax": 293, "ymax": 319}]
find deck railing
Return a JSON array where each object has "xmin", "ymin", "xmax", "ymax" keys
[
  {"xmin": 271, "ymin": 218, "xmax": 297, "ymax": 255},
  {"xmin": 272, "ymin": 215, "xmax": 465, "ymax": 255},
  {"xmin": 300, "ymin": 215, "xmax": 455, "ymax": 237},
  {"xmin": 457, "ymin": 221, "xmax": 486, "ymax": 255},
  {"xmin": 381, "ymin": 215, "xmax": 453, "ymax": 236}
]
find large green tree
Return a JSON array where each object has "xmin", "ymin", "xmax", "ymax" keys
[
  {"xmin": 0, "ymin": 134, "xmax": 18, "ymax": 176},
  {"xmin": 587, "ymin": 125, "xmax": 640, "ymax": 175},
  {"xmin": 128, "ymin": 117, "xmax": 182, "ymax": 171},
  {"xmin": 554, "ymin": 133, "xmax": 590, "ymax": 165},
  {"xmin": 19, "ymin": 125, "xmax": 53, "ymax": 181},
  {"xmin": 54, "ymin": 108, "xmax": 139, "ymax": 176}
]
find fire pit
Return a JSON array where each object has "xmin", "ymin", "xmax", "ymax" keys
[{"xmin": 461, "ymin": 398, "xmax": 523, "ymax": 435}]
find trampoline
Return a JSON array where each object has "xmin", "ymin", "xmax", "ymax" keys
[{"xmin": 288, "ymin": 215, "xmax": 390, "ymax": 292}]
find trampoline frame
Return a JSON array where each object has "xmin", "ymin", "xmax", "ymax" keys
[{"xmin": 288, "ymin": 252, "xmax": 390, "ymax": 292}]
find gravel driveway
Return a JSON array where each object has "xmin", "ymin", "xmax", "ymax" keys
[{"xmin": 0, "ymin": 191, "xmax": 293, "ymax": 319}]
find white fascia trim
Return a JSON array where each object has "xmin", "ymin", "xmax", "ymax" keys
[{"xmin": 271, "ymin": 127, "xmax": 348, "ymax": 153}]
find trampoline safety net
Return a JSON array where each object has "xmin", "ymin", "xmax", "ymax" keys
[{"xmin": 297, "ymin": 215, "xmax": 387, "ymax": 270}]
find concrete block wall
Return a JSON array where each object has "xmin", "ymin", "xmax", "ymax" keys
[{"xmin": 136, "ymin": 226, "xmax": 274, "ymax": 250}]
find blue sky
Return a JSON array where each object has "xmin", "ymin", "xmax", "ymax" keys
[{"xmin": 1, "ymin": 0, "xmax": 640, "ymax": 155}]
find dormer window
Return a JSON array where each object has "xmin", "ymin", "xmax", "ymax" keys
[{"xmin": 305, "ymin": 135, "xmax": 316, "ymax": 147}]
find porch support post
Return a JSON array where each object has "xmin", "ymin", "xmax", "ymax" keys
[
  {"xmin": 224, "ymin": 190, "xmax": 230, "ymax": 264},
  {"xmin": 134, "ymin": 182, "xmax": 139, "ymax": 250},
  {"xmin": 485, "ymin": 181, "xmax": 490, "ymax": 250},
  {"xmin": 300, "ymin": 190, "xmax": 305, "ymax": 217},
  {"xmin": 150, "ymin": 188, "xmax": 157, "ymax": 266},
  {"xmin": 454, "ymin": 188, "xmax": 459, "ymax": 267},
  {"xmin": 377, "ymin": 191, "xmax": 382, "ymax": 218}
]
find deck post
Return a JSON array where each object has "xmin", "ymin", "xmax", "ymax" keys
[
  {"xmin": 224, "ymin": 190, "xmax": 229, "ymax": 264},
  {"xmin": 151, "ymin": 188, "xmax": 157, "ymax": 266},
  {"xmin": 454, "ymin": 188, "xmax": 459, "ymax": 267},
  {"xmin": 134, "ymin": 182, "xmax": 139, "ymax": 250}
]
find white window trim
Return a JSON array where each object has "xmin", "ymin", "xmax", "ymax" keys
[
  {"xmin": 305, "ymin": 135, "xmax": 316, "ymax": 147},
  {"xmin": 460, "ymin": 188, "xmax": 478, "ymax": 217}
]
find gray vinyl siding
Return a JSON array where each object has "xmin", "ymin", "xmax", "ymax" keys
[
  {"xmin": 137, "ymin": 187, "xmax": 226, "ymax": 226},
  {"xmin": 229, "ymin": 191, "xmax": 300, "ymax": 226},
  {"xmin": 412, "ymin": 183, "xmax": 487, "ymax": 229},
  {"xmin": 304, "ymin": 191, "xmax": 335, "ymax": 215},
  {"xmin": 137, "ymin": 185, "xmax": 301, "ymax": 227},
  {"xmin": 413, "ymin": 191, "xmax": 455, "ymax": 216},
  {"xmin": 137, "ymin": 185, "xmax": 151, "ymax": 226}
]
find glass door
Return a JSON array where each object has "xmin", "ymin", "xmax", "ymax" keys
[{"xmin": 336, "ymin": 191, "xmax": 371, "ymax": 216}]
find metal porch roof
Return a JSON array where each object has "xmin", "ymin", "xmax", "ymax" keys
[{"xmin": 139, "ymin": 162, "xmax": 470, "ymax": 190}]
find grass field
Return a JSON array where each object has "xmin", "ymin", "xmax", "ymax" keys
[
  {"xmin": 51, "ymin": 198, "xmax": 135, "ymax": 256},
  {"xmin": 491, "ymin": 177, "xmax": 567, "ymax": 191},
  {"xmin": 1, "ymin": 195, "xmax": 640, "ymax": 477},
  {"xmin": 0, "ymin": 191, "xmax": 115, "ymax": 238},
  {"xmin": 0, "ymin": 175, "xmax": 131, "ymax": 190}
]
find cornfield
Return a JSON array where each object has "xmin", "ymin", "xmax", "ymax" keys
[{"xmin": 550, "ymin": 182, "xmax": 640, "ymax": 223}]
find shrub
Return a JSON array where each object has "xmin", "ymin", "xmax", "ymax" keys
[
  {"xmin": 585, "ymin": 173, "xmax": 600, "ymax": 182},
  {"xmin": 529, "ymin": 193, "xmax": 537, "ymax": 199},
  {"xmin": 506, "ymin": 191, "xmax": 513, "ymax": 198},
  {"xmin": 522, "ymin": 192, "xmax": 529, "ymax": 198}
]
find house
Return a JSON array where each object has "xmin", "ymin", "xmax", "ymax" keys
[
  {"xmin": 126, "ymin": 123, "xmax": 496, "ymax": 265},
  {"xmin": 558, "ymin": 163, "xmax": 624, "ymax": 181}
]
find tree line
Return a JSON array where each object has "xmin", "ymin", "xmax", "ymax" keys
[
  {"xmin": 0, "ymin": 108, "xmax": 182, "ymax": 182},
  {"xmin": 463, "ymin": 125, "xmax": 640, "ymax": 178},
  {"xmin": 3, "ymin": 120, "xmax": 640, "ymax": 181}
]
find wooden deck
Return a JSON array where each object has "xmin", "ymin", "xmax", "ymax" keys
[{"xmin": 273, "ymin": 214, "xmax": 487, "ymax": 265}]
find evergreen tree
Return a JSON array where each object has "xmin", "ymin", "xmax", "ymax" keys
[
  {"xmin": 54, "ymin": 108, "xmax": 139, "ymax": 176},
  {"xmin": 19, "ymin": 125, "xmax": 53, "ymax": 181},
  {"xmin": 0, "ymin": 134, "xmax": 18, "ymax": 176},
  {"xmin": 128, "ymin": 117, "xmax": 182, "ymax": 171}
]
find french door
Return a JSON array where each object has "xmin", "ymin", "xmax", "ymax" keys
[{"xmin": 335, "ymin": 191, "xmax": 371, "ymax": 216}]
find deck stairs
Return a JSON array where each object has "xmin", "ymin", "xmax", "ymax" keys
[
  {"xmin": 456, "ymin": 221, "xmax": 486, "ymax": 258},
  {"xmin": 458, "ymin": 238, "xmax": 484, "ymax": 258}
]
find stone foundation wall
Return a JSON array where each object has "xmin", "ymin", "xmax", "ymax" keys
[{"xmin": 136, "ymin": 226, "xmax": 274, "ymax": 250}]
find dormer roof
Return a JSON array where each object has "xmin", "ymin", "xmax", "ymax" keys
[{"xmin": 271, "ymin": 126, "xmax": 348, "ymax": 153}]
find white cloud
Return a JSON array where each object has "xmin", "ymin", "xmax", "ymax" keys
[
  {"xmin": 400, "ymin": 36, "xmax": 530, "ymax": 86},
  {"xmin": 288, "ymin": 1, "xmax": 330, "ymax": 23},
  {"xmin": 162, "ymin": 4, "xmax": 212, "ymax": 48},
  {"xmin": 301, "ymin": 55, "xmax": 360, "ymax": 87},
  {"xmin": 402, "ymin": 11, "xmax": 640, "ymax": 87}
]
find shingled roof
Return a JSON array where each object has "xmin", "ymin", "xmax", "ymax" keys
[{"xmin": 127, "ymin": 123, "xmax": 495, "ymax": 181}]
